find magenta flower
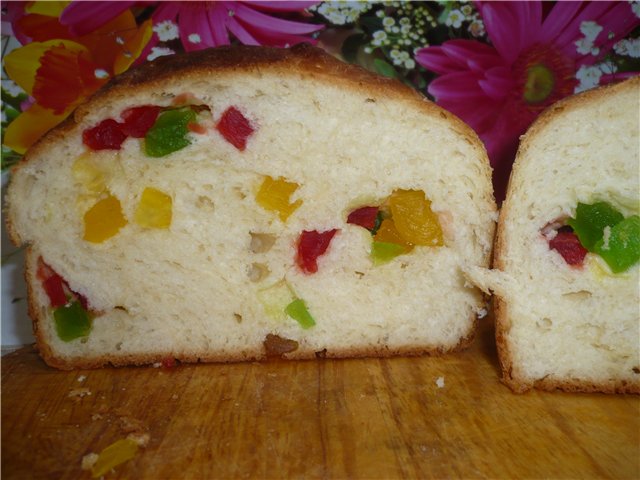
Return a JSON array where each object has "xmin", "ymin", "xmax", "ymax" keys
[
  {"xmin": 416, "ymin": 1, "xmax": 639, "ymax": 201},
  {"xmin": 60, "ymin": 1, "xmax": 323, "ymax": 59}
]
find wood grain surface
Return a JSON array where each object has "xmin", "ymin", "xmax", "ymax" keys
[{"xmin": 2, "ymin": 319, "xmax": 639, "ymax": 479}]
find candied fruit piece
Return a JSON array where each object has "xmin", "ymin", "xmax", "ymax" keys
[
  {"xmin": 347, "ymin": 206, "xmax": 379, "ymax": 231},
  {"xmin": 264, "ymin": 334, "xmax": 299, "ymax": 357},
  {"xmin": 371, "ymin": 241, "xmax": 406, "ymax": 265},
  {"xmin": 549, "ymin": 231, "xmax": 588, "ymax": 266},
  {"xmin": 593, "ymin": 215, "xmax": 640, "ymax": 273},
  {"xmin": 373, "ymin": 218, "xmax": 413, "ymax": 252},
  {"xmin": 389, "ymin": 189, "xmax": 443, "ymax": 246},
  {"xmin": 54, "ymin": 301, "xmax": 91, "ymax": 341},
  {"xmin": 72, "ymin": 153, "xmax": 107, "ymax": 193},
  {"xmin": 256, "ymin": 176, "xmax": 302, "ymax": 222},
  {"xmin": 257, "ymin": 280, "xmax": 296, "ymax": 322},
  {"xmin": 120, "ymin": 105, "xmax": 161, "ymax": 138},
  {"xmin": 83, "ymin": 119, "xmax": 127, "ymax": 150},
  {"xmin": 284, "ymin": 298, "xmax": 316, "ymax": 329},
  {"xmin": 568, "ymin": 202, "xmax": 625, "ymax": 251},
  {"xmin": 144, "ymin": 107, "xmax": 196, "ymax": 157},
  {"xmin": 134, "ymin": 187, "xmax": 172, "ymax": 229},
  {"xmin": 91, "ymin": 438, "xmax": 139, "ymax": 478},
  {"xmin": 296, "ymin": 229, "xmax": 338, "ymax": 274},
  {"xmin": 216, "ymin": 106, "xmax": 254, "ymax": 151},
  {"xmin": 83, "ymin": 194, "xmax": 127, "ymax": 243}
]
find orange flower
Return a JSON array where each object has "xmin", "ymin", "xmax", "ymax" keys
[{"xmin": 3, "ymin": 3, "xmax": 152, "ymax": 154}]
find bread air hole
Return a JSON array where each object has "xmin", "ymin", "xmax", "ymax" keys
[
  {"xmin": 562, "ymin": 290, "xmax": 593, "ymax": 301},
  {"xmin": 233, "ymin": 313, "xmax": 243, "ymax": 324},
  {"xmin": 249, "ymin": 232, "xmax": 276, "ymax": 253},
  {"xmin": 536, "ymin": 317, "xmax": 553, "ymax": 330},
  {"xmin": 196, "ymin": 195, "xmax": 215, "ymax": 212},
  {"xmin": 632, "ymin": 367, "xmax": 640, "ymax": 374}
]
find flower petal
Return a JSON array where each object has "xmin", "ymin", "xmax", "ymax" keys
[
  {"xmin": 226, "ymin": 15, "xmax": 260, "ymax": 45},
  {"xmin": 479, "ymin": 2, "xmax": 523, "ymax": 63},
  {"xmin": 59, "ymin": 0, "xmax": 136, "ymax": 36},
  {"xmin": 230, "ymin": 1, "xmax": 323, "ymax": 35},
  {"xmin": 4, "ymin": 39, "xmax": 87, "ymax": 94},
  {"xmin": 15, "ymin": 13, "xmax": 74, "ymax": 42},
  {"xmin": 415, "ymin": 47, "xmax": 463, "ymax": 74},
  {"xmin": 242, "ymin": 1, "xmax": 319, "ymax": 12},
  {"xmin": 441, "ymin": 39, "xmax": 504, "ymax": 71},
  {"xmin": 552, "ymin": 2, "xmax": 613, "ymax": 53},
  {"xmin": 3, "ymin": 104, "xmax": 70, "ymax": 154},
  {"xmin": 538, "ymin": 1, "xmax": 582, "ymax": 45},
  {"xmin": 427, "ymin": 73, "xmax": 486, "ymax": 101},
  {"xmin": 114, "ymin": 18, "xmax": 153, "ymax": 74}
]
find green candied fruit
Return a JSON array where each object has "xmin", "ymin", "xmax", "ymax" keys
[
  {"xmin": 370, "ymin": 241, "xmax": 406, "ymax": 265},
  {"xmin": 567, "ymin": 202, "xmax": 624, "ymax": 251},
  {"xmin": 144, "ymin": 107, "xmax": 196, "ymax": 157},
  {"xmin": 54, "ymin": 301, "xmax": 91, "ymax": 342},
  {"xmin": 593, "ymin": 215, "xmax": 640, "ymax": 273},
  {"xmin": 284, "ymin": 298, "xmax": 316, "ymax": 329}
]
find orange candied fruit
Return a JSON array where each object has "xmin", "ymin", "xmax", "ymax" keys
[
  {"xmin": 83, "ymin": 194, "xmax": 127, "ymax": 243},
  {"xmin": 388, "ymin": 189, "xmax": 443, "ymax": 247},
  {"xmin": 256, "ymin": 175, "xmax": 302, "ymax": 222},
  {"xmin": 373, "ymin": 218, "xmax": 413, "ymax": 252},
  {"xmin": 134, "ymin": 187, "xmax": 172, "ymax": 229}
]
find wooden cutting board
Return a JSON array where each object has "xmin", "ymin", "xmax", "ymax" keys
[{"xmin": 2, "ymin": 319, "xmax": 639, "ymax": 479}]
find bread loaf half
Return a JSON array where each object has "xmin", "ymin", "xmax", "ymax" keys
[
  {"xmin": 6, "ymin": 45, "xmax": 496, "ymax": 369},
  {"xmin": 467, "ymin": 77, "xmax": 640, "ymax": 393}
]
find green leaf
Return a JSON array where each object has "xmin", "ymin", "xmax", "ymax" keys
[
  {"xmin": 373, "ymin": 59, "xmax": 398, "ymax": 78},
  {"xmin": 341, "ymin": 33, "xmax": 367, "ymax": 64},
  {"xmin": 567, "ymin": 202, "xmax": 624, "ymax": 251},
  {"xmin": 1, "ymin": 88, "xmax": 29, "ymax": 111},
  {"xmin": 593, "ymin": 215, "xmax": 640, "ymax": 273}
]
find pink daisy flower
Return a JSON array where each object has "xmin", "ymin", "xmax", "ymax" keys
[
  {"xmin": 416, "ymin": 1, "xmax": 639, "ymax": 201},
  {"xmin": 60, "ymin": 1, "xmax": 323, "ymax": 58}
]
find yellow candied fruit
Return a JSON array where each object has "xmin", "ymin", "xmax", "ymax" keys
[
  {"xmin": 134, "ymin": 187, "xmax": 172, "ymax": 229},
  {"xmin": 257, "ymin": 279, "xmax": 296, "ymax": 322},
  {"xmin": 373, "ymin": 218, "xmax": 413, "ymax": 252},
  {"xmin": 90, "ymin": 438, "xmax": 139, "ymax": 478},
  {"xmin": 256, "ymin": 175, "xmax": 302, "ymax": 222},
  {"xmin": 72, "ymin": 152, "xmax": 107, "ymax": 193},
  {"xmin": 83, "ymin": 194, "xmax": 127, "ymax": 243},
  {"xmin": 389, "ymin": 189, "xmax": 443, "ymax": 247}
]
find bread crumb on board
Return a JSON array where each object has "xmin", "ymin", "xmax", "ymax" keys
[
  {"xmin": 68, "ymin": 388, "xmax": 92, "ymax": 401},
  {"xmin": 435, "ymin": 376, "xmax": 445, "ymax": 388}
]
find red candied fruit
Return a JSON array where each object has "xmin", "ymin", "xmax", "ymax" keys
[
  {"xmin": 549, "ymin": 231, "xmax": 588, "ymax": 266},
  {"xmin": 216, "ymin": 106, "xmax": 254, "ymax": 151},
  {"xmin": 296, "ymin": 229, "xmax": 338, "ymax": 274},
  {"xmin": 37, "ymin": 258, "xmax": 90, "ymax": 309},
  {"xmin": 120, "ymin": 105, "xmax": 161, "ymax": 138},
  {"xmin": 82, "ymin": 118, "xmax": 127, "ymax": 150},
  {"xmin": 347, "ymin": 206, "xmax": 379, "ymax": 230}
]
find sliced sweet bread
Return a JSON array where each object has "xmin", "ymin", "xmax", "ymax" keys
[
  {"xmin": 466, "ymin": 76, "xmax": 640, "ymax": 393},
  {"xmin": 6, "ymin": 45, "xmax": 496, "ymax": 369}
]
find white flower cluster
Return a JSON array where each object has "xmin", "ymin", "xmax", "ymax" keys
[
  {"xmin": 574, "ymin": 21, "xmax": 603, "ymax": 56},
  {"xmin": 153, "ymin": 20, "xmax": 180, "ymax": 42},
  {"xmin": 445, "ymin": 3, "xmax": 485, "ymax": 38},
  {"xmin": 311, "ymin": 1, "xmax": 373, "ymax": 25},
  {"xmin": 575, "ymin": 61, "xmax": 617, "ymax": 93},
  {"xmin": 631, "ymin": 0, "xmax": 640, "ymax": 18},
  {"xmin": 613, "ymin": 38, "xmax": 640, "ymax": 58},
  {"xmin": 364, "ymin": 2, "xmax": 437, "ymax": 69}
]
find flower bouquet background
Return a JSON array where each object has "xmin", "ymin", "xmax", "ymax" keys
[{"xmin": 1, "ymin": 1, "xmax": 639, "ymax": 347}]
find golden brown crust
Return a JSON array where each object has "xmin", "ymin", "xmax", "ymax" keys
[{"xmin": 493, "ymin": 76, "xmax": 640, "ymax": 394}]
